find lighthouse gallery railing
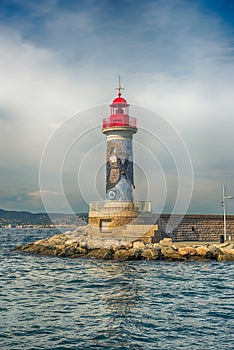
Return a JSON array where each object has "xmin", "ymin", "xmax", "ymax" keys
[{"xmin": 102, "ymin": 116, "xmax": 137, "ymax": 129}]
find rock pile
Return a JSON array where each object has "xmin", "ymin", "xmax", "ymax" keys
[{"xmin": 13, "ymin": 230, "xmax": 234, "ymax": 262}]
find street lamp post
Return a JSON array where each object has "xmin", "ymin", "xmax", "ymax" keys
[{"xmin": 222, "ymin": 184, "xmax": 233, "ymax": 241}]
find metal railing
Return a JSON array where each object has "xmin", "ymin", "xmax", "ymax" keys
[{"xmin": 102, "ymin": 116, "xmax": 137, "ymax": 129}]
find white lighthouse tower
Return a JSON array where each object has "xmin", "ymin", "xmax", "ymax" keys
[
  {"xmin": 88, "ymin": 82, "xmax": 140, "ymax": 231},
  {"xmin": 103, "ymin": 82, "xmax": 137, "ymax": 202}
]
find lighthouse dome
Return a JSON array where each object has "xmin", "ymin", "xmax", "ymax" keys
[
  {"xmin": 112, "ymin": 95, "xmax": 127, "ymax": 104},
  {"xmin": 110, "ymin": 92, "xmax": 129, "ymax": 107}
]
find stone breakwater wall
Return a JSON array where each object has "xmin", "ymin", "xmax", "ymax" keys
[
  {"xmin": 160, "ymin": 214, "xmax": 234, "ymax": 241},
  {"xmin": 14, "ymin": 230, "xmax": 234, "ymax": 262}
]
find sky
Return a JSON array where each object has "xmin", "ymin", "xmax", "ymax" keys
[{"xmin": 0, "ymin": 0, "xmax": 234, "ymax": 215}]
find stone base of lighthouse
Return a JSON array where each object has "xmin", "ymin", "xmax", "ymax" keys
[
  {"xmin": 88, "ymin": 201, "xmax": 140, "ymax": 231},
  {"xmin": 88, "ymin": 200, "xmax": 160, "ymax": 242},
  {"xmin": 88, "ymin": 200, "xmax": 155, "ymax": 231}
]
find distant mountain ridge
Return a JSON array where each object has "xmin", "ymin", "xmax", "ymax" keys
[{"xmin": 0, "ymin": 209, "xmax": 88, "ymax": 226}]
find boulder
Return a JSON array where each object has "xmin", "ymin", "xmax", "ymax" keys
[
  {"xmin": 196, "ymin": 246, "xmax": 216, "ymax": 259},
  {"xmin": 217, "ymin": 254, "xmax": 234, "ymax": 262},
  {"xmin": 47, "ymin": 234, "xmax": 67, "ymax": 246},
  {"xmin": 33, "ymin": 239, "xmax": 47, "ymax": 245},
  {"xmin": 31, "ymin": 242, "xmax": 58, "ymax": 256},
  {"xmin": 114, "ymin": 248, "xmax": 131, "ymax": 260},
  {"xmin": 178, "ymin": 246, "xmax": 197, "ymax": 257},
  {"xmin": 220, "ymin": 247, "xmax": 234, "ymax": 255},
  {"xmin": 87, "ymin": 248, "xmax": 114, "ymax": 260},
  {"xmin": 159, "ymin": 238, "xmax": 173, "ymax": 246},
  {"xmin": 210, "ymin": 246, "xmax": 223, "ymax": 259},
  {"xmin": 64, "ymin": 239, "xmax": 79, "ymax": 247},
  {"xmin": 62, "ymin": 245, "xmax": 80, "ymax": 257},
  {"xmin": 141, "ymin": 248, "xmax": 161, "ymax": 260},
  {"xmin": 161, "ymin": 246, "xmax": 185, "ymax": 261},
  {"xmin": 219, "ymin": 242, "xmax": 230, "ymax": 248},
  {"xmin": 127, "ymin": 248, "xmax": 143, "ymax": 260},
  {"xmin": 18, "ymin": 234, "xmax": 69, "ymax": 257},
  {"xmin": 133, "ymin": 241, "xmax": 145, "ymax": 249},
  {"xmin": 196, "ymin": 246, "xmax": 210, "ymax": 257},
  {"xmin": 80, "ymin": 242, "xmax": 89, "ymax": 250},
  {"xmin": 124, "ymin": 242, "xmax": 133, "ymax": 250}
]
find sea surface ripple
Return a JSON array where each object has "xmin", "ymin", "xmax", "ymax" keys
[{"xmin": 0, "ymin": 228, "xmax": 234, "ymax": 349}]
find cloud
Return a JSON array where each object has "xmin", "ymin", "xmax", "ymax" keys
[
  {"xmin": 28, "ymin": 190, "xmax": 60, "ymax": 198},
  {"xmin": 0, "ymin": 26, "xmax": 77, "ymax": 125},
  {"xmin": 0, "ymin": 0, "xmax": 234, "ymax": 213},
  {"xmin": 0, "ymin": 188, "xmax": 40, "ymax": 211},
  {"xmin": 0, "ymin": 25, "xmax": 105, "ymax": 175}
]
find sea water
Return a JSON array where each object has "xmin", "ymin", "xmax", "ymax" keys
[{"xmin": 0, "ymin": 228, "xmax": 233, "ymax": 350}]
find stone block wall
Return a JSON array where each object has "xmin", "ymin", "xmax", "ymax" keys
[{"xmin": 160, "ymin": 214, "xmax": 234, "ymax": 241}]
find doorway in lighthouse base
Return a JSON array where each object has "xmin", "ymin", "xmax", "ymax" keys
[{"xmin": 100, "ymin": 219, "xmax": 112, "ymax": 232}]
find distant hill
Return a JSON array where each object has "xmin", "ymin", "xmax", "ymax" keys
[{"xmin": 0, "ymin": 209, "xmax": 88, "ymax": 226}]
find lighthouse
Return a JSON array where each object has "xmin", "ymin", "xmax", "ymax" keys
[
  {"xmin": 88, "ymin": 81, "xmax": 140, "ymax": 231},
  {"xmin": 102, "ymin": 83, "xmax": 137, "ymax": 202}
]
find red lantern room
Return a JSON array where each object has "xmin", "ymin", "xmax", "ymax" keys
[{"xmin": 102, "ymin": 86, "xmax": 137, "ymax": 130}]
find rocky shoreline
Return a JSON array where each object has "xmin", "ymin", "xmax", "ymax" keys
[{"xmin": 13, "ymin": 228, "xmax": 234, "ymax": 262}]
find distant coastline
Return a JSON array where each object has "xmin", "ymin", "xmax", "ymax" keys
[{"xmin": 0, "ymin": 208, "xmax": 88, "ymax": 228}]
